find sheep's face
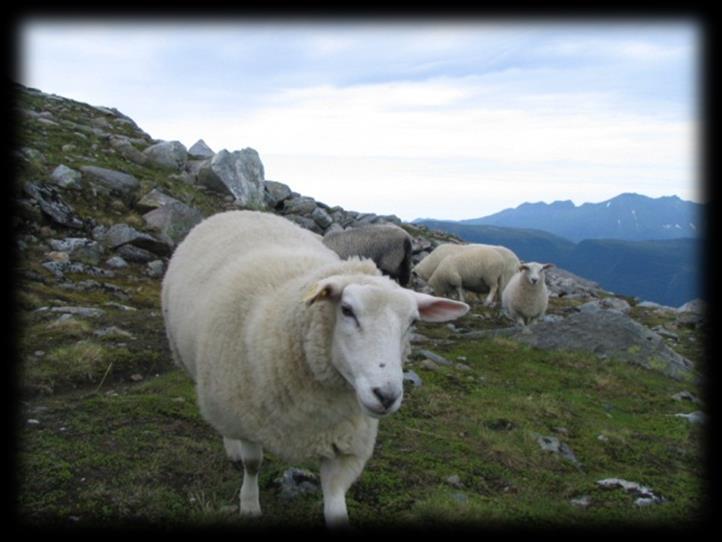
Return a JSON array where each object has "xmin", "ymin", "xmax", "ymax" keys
[
  {"xmin": 306, "ymin": 277, "xmax": 469, "ymax": 419},
  {"xmin": 520, "ymin": 262, "xmax": 553, "ymax": 286}
]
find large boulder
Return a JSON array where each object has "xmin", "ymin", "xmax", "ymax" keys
[
  {"xmin": 101, "ymin": 223, "xmax": 172, "ymax": 257},
  {"xmin": 79, "ymin": 166, "xmax": 140, "ymax": 203},
  {"xmin": 22, "ymin": 182, "xmax": 84, "ymax": 229},
  {"xmin": 197, "ymin": 148, "xmax": 266, "ymax": 208},
  {"xmin": 142, "ymin": 140, "xmax": 188, "ymax": 170},
  {"xmin": 188, "ymin": 139, "xmax": 215, "ymax": 159},
  {"xmin": 142, "ymin": 201, "xmax": 203, "ymax": 247}
]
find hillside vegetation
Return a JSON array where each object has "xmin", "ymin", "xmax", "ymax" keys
[{"xmin": 13, "ymin": 84, "xmax": 708, "ymax": 530}]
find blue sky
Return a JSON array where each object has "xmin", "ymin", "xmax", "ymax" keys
[{"xmin": 19, "ymin": 19, "xmax": 700, "ymax": 221}]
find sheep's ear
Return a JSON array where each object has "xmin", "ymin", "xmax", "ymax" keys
[
  {"xmin": 303, "ymin": 278, "xmax": 344, "ymax": 305},
  {"xmin": 411, "ymin": 292, "xmax": 470, "ymax": 323},
  {"xmin": 542, "ymin": 263, "xmax": 554, "ymax": 270},
  {"xmin": 519, "ymin": 264, "xmax": 529, "ymax": 272}
]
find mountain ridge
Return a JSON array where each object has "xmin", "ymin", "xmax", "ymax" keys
[{"xmin": 420, "ymin": 192, "xmax": 704, "ymax": 243}]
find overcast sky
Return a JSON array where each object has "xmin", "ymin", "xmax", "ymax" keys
[{"xmin": 18, "ymin": 18, "xmax": 700, "ymax": 221}]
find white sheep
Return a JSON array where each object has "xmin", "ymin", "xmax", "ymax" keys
[
  {"xmin": 413, "ymin": 242, "xmax": 465, "ymax": 281},
  {"xmin": 427, "ymin": 244, "xmax": 521, "ymax": 307},
  {"xmin": 501, "ymin": 262, "xmax": 554, "ymax": 326},
  {"xmin": 161, "ymin": 210, "xmax": 469, "ymax": 527}
]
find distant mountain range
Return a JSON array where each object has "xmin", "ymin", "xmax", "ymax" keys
[
  {"xmin": 415, "ymin": 215, "xmax": 705, "ymax": 307},
  {"xmin": 445, "ymin": 193, "xmax": 704, "ymax": 243}
]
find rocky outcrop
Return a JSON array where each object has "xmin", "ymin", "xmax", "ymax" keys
[{"xmin": 197, "ymin": 148, "xmax": 266, "ymax": 207}]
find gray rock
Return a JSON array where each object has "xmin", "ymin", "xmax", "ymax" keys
[
  {"xmin": 146, "ymin": 259, "xmax": 165, "ymax": 278},
  {"xmin": 109, "ymin": 135, "xmax": 147, "ymax": 165},
  {"xmin": 50, "ymin": 165, "xmax": 82, "ymax": 190},
  {"xmin": 48, "ymin": 237, "xmax": 102, "ymax": 265},
  {"xmin": 80, "ymin": 166, "xmax": 140, "ymax": 202},
  {"xmin": 275, "ymin": 468, "xmax": 319, "ymax": 500},
  {"xmin": 136, "ymin": 189, "xmax": 181, "ymax": 213},
  {"xmin": 463, "ymin": 310, "xmax": 696, "ymax": 382},
  {"xmin": 403, "ymin": 370, "xmax": 423, "ymax": 388},
  {"xmin": 285, "ymin": 214, "xmax": 323, "ymax": 234},
  {"xmin": 282, "ymin": 196, "xmax": 317, "ymax": 216},
  {"xmin": 142, "ymin": 140, "xmax": 188, "ymax": 169},
  {"xmin": 677, "ymin": 298, "xmax": 705, "ymax": 315},
  {"xmin": 48, "ymin": 306, "xmax": 106, "ymax": 318},
  {"xmin": 674, "ymin": 411, "xmax": 705, "ymax": 424},
  {"xmin": 94, "ymin": 326, "xmax": 134, "ymax": 339},
  {"xmin": 417, "ymin": 349, "xmax": 453, "ymax": 367},
  {"xmin": 142, "ymin": 201, "xmax": 203, "ymax": 247},
  {"xmin": 116, "ymin": 244, "xmax": 157, "ymax": 263},
  {"xmin": 263, "ymin": 180, "xmax": 293, "ymax": 208},
  {"xmin": 596, "ymin": 478, "xmax": 665, "ymax": 506},
  {"xmin": 671, "ymin": 390, "xmax": 701, "ymax": 404},
  {"xmin": 570, "ymin": 495, "xmax": 592, "ymax": 508},
  {"xmin": 579, "ymin": 297, "xmax": 631, "ymax": 314},
  {"xmin": 311, "ymin": 206, "xmax": 334, "ymax": 229},
  {"xmin": 103, "ymin": 223, "xmax": 172, "ymax": 257},
  {"xmin": 534, "ymin": 434, "xmax": 581, "ymax": 466},
  {"xmin": 105, "ymin": 256, "xmax": 128, "ymax": 269},
  {"xmin": 188, "ymin": 139, "xmax": 214, "ymax": 158},
  {"xmin": 197, "ymin": 148, "xmax": 266, "ymax": 207},
  {"xmin": 22, "ymin": 182, "xmax": 84, "ymax": 229}
]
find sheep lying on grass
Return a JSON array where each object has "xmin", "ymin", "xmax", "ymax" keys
[
  {"xmin": 161, "ymin": 210, "xmax": 469, "ymax": 527},
  {"xmin": 322, "ymin": 224, "xmax": 413, "ymax": 286},
  {"xmin": 501, "ymin": 262, "xmax": 554, "ymax": 326},
  {"xmin": 427, "ymin": 244, "xmax": 521, "ymax": 306}
]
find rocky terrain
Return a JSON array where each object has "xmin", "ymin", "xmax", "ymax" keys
[{"xmin": 13, "ymin": 83, "xmax": 708, "ymax": 528}]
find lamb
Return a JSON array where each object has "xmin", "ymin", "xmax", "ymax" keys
[
  {"xmin": 322, "ymin": 224, "xmax": 413, "ymax": 286},
  {"xmin": 413, "ymin": 242, "xmax": 465, "ymax": 281},
  {"xmin": 427, "ymin": 244, "xmax": 521, "ymax": 306},
  {"xmin": 161, "ymin": 210, "xmax": 469, "ymax": 527},
  {"xmin": 501, "ymin": 262, "xmax": 554, "ymax": 326}
]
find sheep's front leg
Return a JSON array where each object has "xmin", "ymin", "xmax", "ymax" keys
[
  {"xmin": 224, "ymin": 437, "xmax": 263, "ymax": 517},
  {"xmin": 483, "ymin": 284, "xmax": 498, "ymax": 307},
  {"xmin": 320, "ymin": 454, "xmax": 366, "ymax": 528}
]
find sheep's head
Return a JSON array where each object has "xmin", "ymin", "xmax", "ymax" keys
[
  {"xmin": 519, "ymin": 262, "xmax": 554, "ymax": 286},
  {"xmin": 305, "ymin": 275, "xmax": 469, "ymax": 418}
]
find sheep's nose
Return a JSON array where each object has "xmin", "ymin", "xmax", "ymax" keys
[
  {"xmin": 530, "ymin": 277, "xmax": 538, "ymax": 284},
  {"xmin": 373, "ymin": 387, "xmax": 400, "ymax": 411}
]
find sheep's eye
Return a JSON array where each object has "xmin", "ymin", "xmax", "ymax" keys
[{"xmin": 341, "ymin": 305, "xmax": 355, "ymax": 318}]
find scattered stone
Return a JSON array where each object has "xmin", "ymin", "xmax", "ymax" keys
[
  {"xmin": 48, "ymin": 306, "xmax": 106, "ymax": 318},
  {"xmin": 49, "ymin": 237, "xmax": 102, "ymax": 265},
  {"xmin": 116, "ymin": 244, "xmax": 157, "ymax": 263},
  {"xmin": 671, "ymin": 390, "xmax": 702, "ymax": 404},
  {"xmin": 130, "ymin": 374, "xmax": 144, "ymax": 382},
  {"xmin": 103, "ymin": 223, "xmax": 171, "ymax": 257},
  {"xmin": 188, "ymin": 138, "xmax": 215, "ymax": 158},
  {"xmin": 282, "ymin": 196, "xmax": 317, "ymax": 216},
  {"xmin": 419, "ymin": 359, "xmax": 440, "ymax": 371},
  {"xmin": 136, "ymin": 188, "xmax": 183, "ymax": 213},
  {"xmin": 263, "ymin": 180, "xmax": 293, "ymax": 208},
  {"xmin": 94, "ymin": 326, "xmax": 135, "ymax": 339},
  {"xmin": 142, "ymin": 140, "xmax": 188, "ymax": 169},
  {"xmin": 146, "ymin": 259, "xmax": 165, "ymax": 278},
  {"xmin": 105, "ymin": 256, "xmax": 128, "ymax": 269},
  {"xmin": 403, "ymin": 370, "xmax": 423, "ymax": 388},
  {"xmin": 275, "ymin": 468, "xmax": 319, "ymax": 500},
  {"xmin": 142, "ymin": 201, "xmax": 203, "ymax": 246},
  {"xmin": 533, "ymin": 434, "xmax": 581, "ymax": 466},
  {"xmin": 674, "ymin": 411, "xmax": 705, "ymax": 424},
  {"xmin": 570, "ymin": 495, "xmax": 592, "ymax": 508},
  {"xmin": 417, "ymin": 350, "xmax": 453, "ymax": 367},
  {"xmin": 445, "ymin": 475, "xmax": 463, "ymax": 488},
  {"xmin": 27, "ymin": 419, "xmax": 41, "ymax": 425},
  {"xmin": 197, "ymin": 148, "xmax": 266, "ymax": 207},
  {"xmin": 80, "ymin": 166, "xmax": 140, "ymax": 202},
  {"xmin": 22, "ymin": 182, "xmax": 84, "ymax": 229},
  {"xmin": 50, "ymin": 164, "xmax": 82, "ymax": 190},
  {"xmin": 596, "ymin": 478, "xmax": 665, "ymax": 506}
]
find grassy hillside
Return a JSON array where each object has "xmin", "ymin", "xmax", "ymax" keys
[{"xmin": 12, "ymin": 84, "xmax": 708, "ymax": 531}]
